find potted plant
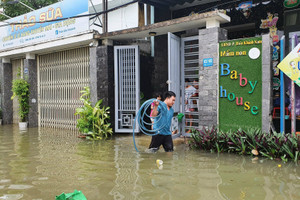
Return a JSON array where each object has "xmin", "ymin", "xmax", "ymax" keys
[
  {"xmin": 11, "ymin": 74, "xmax": 30, "ymax": 129},
  {"xmin": 75, "ymin": 87, "xmax": 113, "ymax": 140}
]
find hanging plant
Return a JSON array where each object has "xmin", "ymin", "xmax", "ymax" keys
[{"xmin": 11, "ymin": 70, "xmax": 30, "ymax": 122}]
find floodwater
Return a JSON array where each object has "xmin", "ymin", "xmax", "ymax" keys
[{"xmin": 0, "ymin": 125, "xmax": 299, "ymax": 200}]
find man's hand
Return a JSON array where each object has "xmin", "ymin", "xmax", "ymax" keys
[
  {"xmin": 151, "ymin": 100, "xmax": 159, "ymax": 117},
  {"xmin": 153, "ymin": 100, "xmax": 159, "ymax": 107}
]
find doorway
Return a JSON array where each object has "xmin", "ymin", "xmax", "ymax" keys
[{"xmin": 168, "ymin": 33, "xmax": 200, "ymax": 137}]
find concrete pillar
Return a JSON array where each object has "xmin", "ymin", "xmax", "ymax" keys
[
  {"xmin": 24, "ymin": 54, "xmax": 38, "ymax": 127},
  {"xmin": 90, "ymin": 45, "xmax": 115, "ymax": 129},
  {"xmin": 261, "ymin": 34, "xmax": 272, "ymax": 133},
  {"xmin": 0, "ymin": 58, "xmax": 13, "ymax": 124},
  {"xmin": 206, "ymin": 19, "xmax": 220, "ymax": 29},
  {"xmin": 198, "ymin": 27, "xmax": 228, "ymax": 129}
]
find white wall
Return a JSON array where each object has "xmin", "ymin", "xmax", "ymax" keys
[
  {"xmin": 89, "ymin": 0, "xmax": 139, "ymax": 33},
  {"xmin": 108, "ymin": 3, "xmax": 138, "ymax": 32}
]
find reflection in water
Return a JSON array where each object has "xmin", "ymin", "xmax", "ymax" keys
[
  {"xmin": 0, "ymin": 125, "xmax": 299, "ymax": 200},
  {"xmin": 217, "ymin": 155, "xmax": 300, "ymax": 200},
  {"xmin": 109, "ymin": 138, "xmax": 143, "ymax": 199}
]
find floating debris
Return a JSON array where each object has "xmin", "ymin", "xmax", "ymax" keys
[
  {"xmin": 251, "ymin": 149, "xmax": 259, "ymax": 156},
  {"xmin": 156, "ymin": 159, "xmax": 163, "ymax": 165},
  {"xmin": 156, "ymin": 159, "xmax": 163, "ymax": 170}
]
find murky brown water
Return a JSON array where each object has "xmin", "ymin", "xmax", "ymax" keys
[{"xmin": 0, "ymin": 125, "xmax": 299, "ymax": 200}]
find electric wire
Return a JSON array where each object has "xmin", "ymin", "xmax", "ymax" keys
[{"xmin": 133, "ymin": 98, "xmax": 168, "ymax": 152}]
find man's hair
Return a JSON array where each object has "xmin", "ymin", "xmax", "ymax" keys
[
  {"xmin": 163, "ymin": 91, "xmax": 176, "ymax": 99},
  {"xmin": 153, "ymin": 92, "xmax": 162, "ymax": 99}
]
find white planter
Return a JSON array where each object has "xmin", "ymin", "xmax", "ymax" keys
[{"xmin": 19, "ymin": 122, "xmax": 28, "ymax": 129}]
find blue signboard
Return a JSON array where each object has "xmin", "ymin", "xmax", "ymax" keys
[
  {"xmin": 24, "ymin": 67, "xmax": 28, "ymax": 74},
  {"xmin": 238, "ymin": 1, "xmax": 253, "ymax": 10},
  {"xmin": 203, "ymin": 58, "xmax": 213, "ymax": 67},
  {"xmin": 0, "ymin": 0, "xmax": 89, "ymax": 50}
]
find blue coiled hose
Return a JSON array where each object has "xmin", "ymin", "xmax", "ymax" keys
[{"xmin": 133, "ymin": 98, "xmax": 168, "ymax": 152}]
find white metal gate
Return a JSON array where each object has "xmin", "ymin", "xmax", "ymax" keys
[
  {"xmin": 167, "ymin": 34, "xmax": 200, "ymax": 137},
  {"xmin": 37, "ymin": 47, "xmax": 90, "ymax": 130},
  {"xmin": 168, "ymin": 32, "xmax": 181, "ymax": 138},
  {"xmin": 168, "ymin": 32, "xmax": 181, "ymax": 113},
  {"xmin": 114, "ymin": 45, "xmax": 140, "ymax": 133}
]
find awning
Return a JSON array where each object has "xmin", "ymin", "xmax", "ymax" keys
[{"xmin": 96, "ymin": 10, "xmax": 230, "ymax": 40}]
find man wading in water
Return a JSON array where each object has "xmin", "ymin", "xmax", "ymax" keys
[{"xmin": 148, "ymin": 91, "xmax": 176, "ymax": 152}]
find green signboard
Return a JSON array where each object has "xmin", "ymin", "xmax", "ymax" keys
[
  {"xmin": 219, "ymin": 37, "xmax": 262, "ymax": 131},
  {"xmin": 284, "ymin": 0, "xmax": 300, "ymax": 8}
]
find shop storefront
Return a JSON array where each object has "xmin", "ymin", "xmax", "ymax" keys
[{"xmin": 0, "ymin": 0, "xmax": 94, "ymax": 129}]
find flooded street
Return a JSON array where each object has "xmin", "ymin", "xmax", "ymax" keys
[{"xmin": 0, "ymin": 125, "xmax": 299, "ymax": 200}]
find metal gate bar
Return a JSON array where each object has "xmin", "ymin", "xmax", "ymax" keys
[
  {"xmin": 181, "ymin": 36, "xmax": 200, "ymax": 136},
  {"xmin": 38, "ymin": 47, "xmax": 90, "ymax": 130}
]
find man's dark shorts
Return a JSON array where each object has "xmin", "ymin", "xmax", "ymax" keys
[{"xmin": 149, "ymin": 134, "xmax": 173, "ymax": 152}]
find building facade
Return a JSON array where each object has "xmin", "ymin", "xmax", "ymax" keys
[{"xmin": 1, "ymin": 0, "xmax": 286, "ymax": 134}]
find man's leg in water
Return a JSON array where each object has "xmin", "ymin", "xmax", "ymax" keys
[
  {"xmin": 149, "ymin": 135, "xmax": 163, "ymax": 152},
  {"xmin": 162, "ymin": 135, "xmax": 174, "ymax": 152}
]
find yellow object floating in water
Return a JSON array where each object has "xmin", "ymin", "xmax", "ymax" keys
[
  {"xmin": 156, "ymin": 159, "xmax": 163, "ymax": 165},
  {"xmin": 278, "ymin": 164, "xmax": 282, "ymax": 168},
  {"xmin": 156, "ymin": 159, "xmax": 163, "ymax": 169}
]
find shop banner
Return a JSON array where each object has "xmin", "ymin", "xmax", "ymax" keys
[
  {"xmin": 219, "ymin": 37, "xmax": 262, "ymax": 131},
  {"xmin": 0, "ymin": 0, "xmax": 89, "ymax": 50},
  {"xmin": 277, "ymin": 43, "xmax": 300, "ymax": 87}
]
